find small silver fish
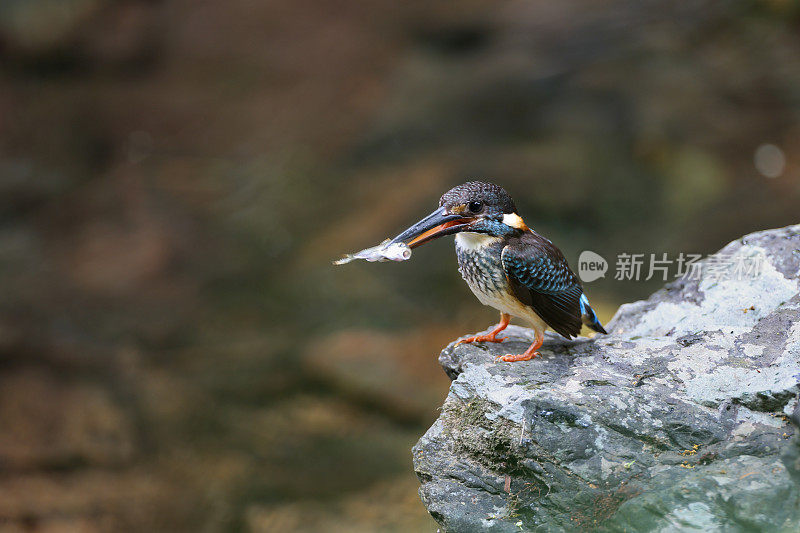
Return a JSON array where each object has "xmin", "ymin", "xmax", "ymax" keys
[{"xmin": 333, "ymin": 239, "xmax": 412, "ymax": 265}]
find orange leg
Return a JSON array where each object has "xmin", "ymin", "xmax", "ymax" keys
[
  {"xmin": 496, "ymin": 329, "xmax": 543, "ymax": 363},
  {"xmin": 456, "ymin": 313, "xmax": 511, "ymax": 346}
]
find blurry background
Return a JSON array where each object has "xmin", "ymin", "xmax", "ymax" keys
[{"xmin": 1, "ymin": 0, "xmax": 800, "ymax": 531}]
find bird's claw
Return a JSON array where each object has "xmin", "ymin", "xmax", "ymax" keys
[
  {"xmin": 456, "ymin": 334, "xmax": 507, "ymax": 346},
  {"xmin": 495, "ymin": 351, "xmax": 539, "ymax": 362}
]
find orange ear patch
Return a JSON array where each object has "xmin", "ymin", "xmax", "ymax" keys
[{"xmin": 502, "ymin": 213, "xmax": 529, "ymax": 231}]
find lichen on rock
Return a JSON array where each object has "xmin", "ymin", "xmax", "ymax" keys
[{"xmin": 414, "ymin": 224, "xmax": 800, "ymax": 532}]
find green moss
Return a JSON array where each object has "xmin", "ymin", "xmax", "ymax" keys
[{"xmin": 581, "ymin": 379, "xmax": 615, "ymax": 387}]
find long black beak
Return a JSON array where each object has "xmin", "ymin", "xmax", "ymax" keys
[{"xmin": 391, "ymin": 206, "xmax": 476, "ymax": 249}]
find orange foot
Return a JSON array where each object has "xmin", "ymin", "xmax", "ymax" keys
[
  {"xmin": 457, "ymin": 332, "xmax": 507, "ymax": 345},
  {"xmin": 456, "ymin": 313, "xmax": 510, "ymax": 346},
  {"xmin": 496, "ymin": 330, "xmax": 543, "ymax": 363},
  {"xmin": 496, "ymin": 351, "xmax": 538, "ymax": 362}
]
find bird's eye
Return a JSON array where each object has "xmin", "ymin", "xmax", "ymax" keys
[{"xmin": 468, "ymin": 201, "xmax": 483, "ymax": 213}]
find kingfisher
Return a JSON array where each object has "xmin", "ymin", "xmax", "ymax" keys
[{"xmin": 391, "ymin": 181, "xmax": 606, "ymax": 362}]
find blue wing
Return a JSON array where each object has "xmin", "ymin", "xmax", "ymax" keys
[{"xmin": 501, "ymin": 232, "xmax": 584, "ymax": 338}]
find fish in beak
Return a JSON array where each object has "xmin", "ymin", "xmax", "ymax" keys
[{"xmin": 391, "ymin": 206, "xmax": 476, "ymax": 249}]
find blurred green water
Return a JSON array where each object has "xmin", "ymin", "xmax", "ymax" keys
[{"xmin": 1, "ymin": 0, "xmax": 799, "ymax": 530}]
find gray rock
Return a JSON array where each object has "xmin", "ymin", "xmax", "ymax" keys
[{"xmin": 414, "ymin": 225, "xmax": 800, "ymax": 532}]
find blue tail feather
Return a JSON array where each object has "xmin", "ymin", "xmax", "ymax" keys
[{"xmin": 579, "ymin": 294, "xmax": 607, "ymax": 334}]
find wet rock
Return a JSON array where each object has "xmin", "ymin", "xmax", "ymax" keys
[
  {"xmin": 245, "ymin": 474, "xmax": 437, "ymax": 533},
  {"xmin": 414, "ymin": 225, "xmax": 800, "ymax": 532},
  {"xmin": 228, "ymin": 395, "xmax": 420, "ymax": 498},
  {"xmin": 303, "ymin": 328, "xmax": 452, "ymax": 422},
  {"xmin": 0, "ymin": 369, "xmax": 135, "ymax": 469},
  {"xmin": 0, "ymin": 468, "xmax": 190, "ymax": 531}
]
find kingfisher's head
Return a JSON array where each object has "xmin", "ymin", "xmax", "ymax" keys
[{"xmin": 392, "ymin": 181, "xmax": 529, "ymax": 248}]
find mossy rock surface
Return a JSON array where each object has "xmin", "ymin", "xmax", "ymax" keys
[{"xmin": 414, "ymin": 225, "xmax": 800, "ymax": 532}]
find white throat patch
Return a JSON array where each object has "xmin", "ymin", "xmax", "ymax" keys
[{"xmin": 455, "ymin": 232, "xmax": 501, "ymax": 251}]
